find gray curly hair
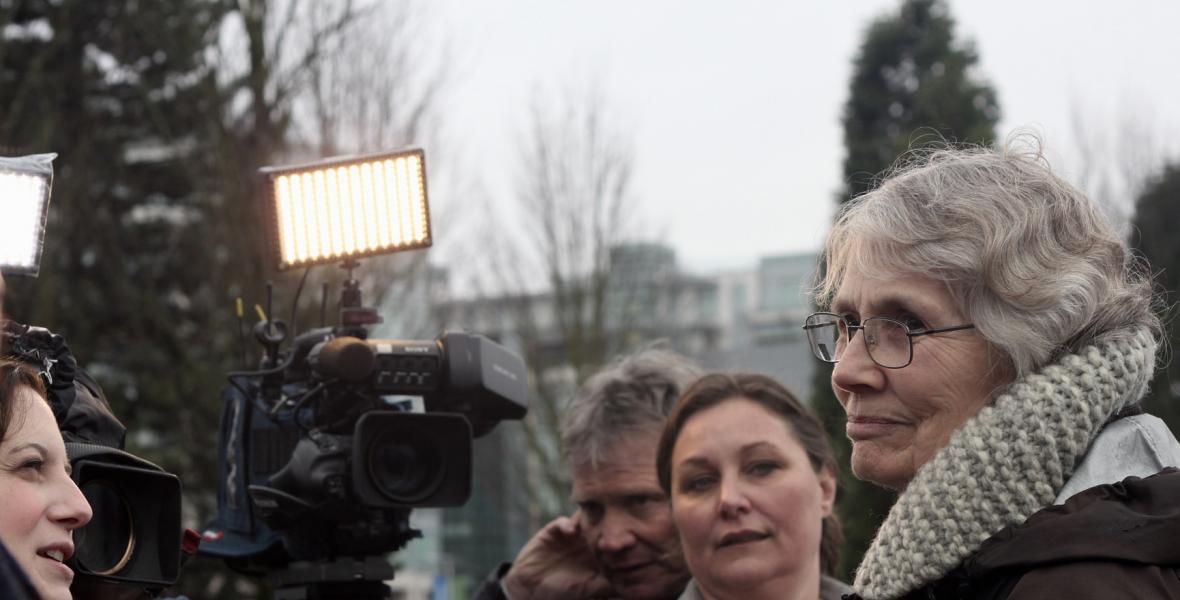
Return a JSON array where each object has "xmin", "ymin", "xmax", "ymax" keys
[
  {"xmin": 561, "ymin": 347, "xmax": 703, "ymax": 469},
  {"xmin": 813, "ymin": 135, "xmax": 1161, "ymax": 377}
]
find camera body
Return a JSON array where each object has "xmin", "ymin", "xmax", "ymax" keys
[{"xmin": 199, "ymin": 325, "xmax": 528, "ymax": 572}]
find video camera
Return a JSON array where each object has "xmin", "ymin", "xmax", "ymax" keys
[{"xmin": 198, "ymin": 149, "xmax": 529, "ymax": 599}]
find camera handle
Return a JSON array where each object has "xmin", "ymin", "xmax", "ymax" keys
[{"xmin": 269, "ymin": 556, "xmax": 394, "ymax": 600}]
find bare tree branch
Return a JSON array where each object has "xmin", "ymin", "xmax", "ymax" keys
[
  {"xmin": 493, "ymin": 79, "xmax": 639, "ymax": 520},
  {"xmin": 1066, "ymin": 98, "xmax": 1176, "ymax": 240}
]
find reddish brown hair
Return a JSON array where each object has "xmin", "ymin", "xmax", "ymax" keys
[{"xmin": 0, "ymin": 358, "xmax": 48, "ymax": 446}]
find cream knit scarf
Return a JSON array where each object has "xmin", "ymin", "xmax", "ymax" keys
[{"xmin": 852, "ymin": 327, "xmax": 1157, "ymax": 600}]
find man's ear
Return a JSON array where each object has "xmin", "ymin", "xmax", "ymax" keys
[{"xmin": 818, "ymin": 467, "xmax": 837, "ymax": 518}]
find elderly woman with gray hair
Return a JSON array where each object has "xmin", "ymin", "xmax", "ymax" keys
[{"xmin": 804, "ymin": 138, "xmax": 1180, "ymax": 600}]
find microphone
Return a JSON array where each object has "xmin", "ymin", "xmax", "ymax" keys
[{"xmin": 309, "ymin": 336, "xmax": 375, "ymax": 383}]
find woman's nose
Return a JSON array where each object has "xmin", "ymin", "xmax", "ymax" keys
[
  {"xmin": 717, "ymin": 475, "xmax": 751, "ymax": 519},
  {"xmin": 831, "ymin": 328, "xmax": 886, "ymax": 395},
  {"xmin": 52, "ymin": 476, "xmax": 94, "ymax": 530}
]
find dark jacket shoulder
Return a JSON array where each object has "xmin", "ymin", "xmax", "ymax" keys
[
  {"xmin": 965, "ymin": 468, "xmax": 1180, "ymax": 600},
  {"xmin": 0, "ymin": 540, "xmax": 39, "ymax": 600},
  {"xmin": 1003, "ymin": 560, "xmax": 1180, "ymax": 599},
  {"xmin": 846, "ymin": 469, "xmax": 1180, "ymax": 600}
]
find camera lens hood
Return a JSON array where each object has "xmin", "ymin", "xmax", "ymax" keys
[{"xmin": 64, "ymin": 442, "xmax": 183, "ymax": 587}]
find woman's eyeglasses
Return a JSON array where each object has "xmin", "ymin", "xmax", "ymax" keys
[{"xmin": 802, "ymin": 312, "xmax": 975, "ymax": 369}]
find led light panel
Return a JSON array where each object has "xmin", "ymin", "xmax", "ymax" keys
[
  {"xmin": 260, "ymin": 149, "xmax": 432, "ymax": 270},
  {"xmin": 0, "ymin": 154, "xmax": 55, "ymax": 276}
]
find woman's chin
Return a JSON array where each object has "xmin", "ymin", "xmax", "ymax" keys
[
  {"xmin": 701, "ymin": 554, "xmax": 785, "ymax": 591},
  {"xmin": 851, "ymin": 445, "xmax": 913, "ymax": 490}
]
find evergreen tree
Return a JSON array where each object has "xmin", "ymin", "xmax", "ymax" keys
[
  {"xmin": 0, "ymin": 1, "xmax": 247, "ymax": 595},
  {"xmin": 1131, "ymin": 164, "xmax": 1180, "ymax": 434},
  {"xmin": 819, "ymin": 0, "xmax": 1001, "ymax": 578},
  {"xmin": 842, "ymin": 0, "xmax": 999, "ymax": 199},
  {"xmin": 2, "ymin": 1, "xmax": 450, "ymax": 596},
  {"xmin": 0, "ymin": 0, "xmax": 230, "ymax": 488}
]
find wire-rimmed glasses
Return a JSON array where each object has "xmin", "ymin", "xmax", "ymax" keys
[{"xmin": 802, "ymin": 312, "xmax": 975, "ymax": 369}]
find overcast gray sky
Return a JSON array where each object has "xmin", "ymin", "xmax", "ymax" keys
[{"xmin": 430, "ymin": 1, "xmax": 1180, "ymax": 272}]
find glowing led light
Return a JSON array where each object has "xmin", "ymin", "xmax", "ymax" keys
[
  {"xmin": 370, "ymin": 159, "xmax": 387, "ymax": 249},
  {"xmin": 409, "ymin": 155, "xmax": 427, "ymax": 242},
  {"xmin": 0, "ymin": 154, "xmax": 55, "ymax": 276},
  {"xmin": 346, "ymin": 165, "xmax": 361, "ymax": 254},
  {"xmin": 275, "ymin": 176, "xmax": 297, "ymax": 262},
  {"xmin": 314, "ymin": 170, "xmax": 332, "ymax": 260},
  {"xmin": 365, "ymin": 160, "xmax": 381, "ymax": 250},
  {"xmin": 378, "ymin": 160, "xmax": 394, "ymax": 247},
  {"xmin": 326, "ymin": 168, "xmax": 342, "ymax": 257},
  {"xmin": 359, "ymin": 162, "xmax": 375, "ymax": 251},
  {"xmin": 0, "ymin": 175, "xmax": 42, "ymax": 266},
  {"xmin": 397, "ymin": 157, "xmax": 413, "ymax": 246},
  {"xmin": 260, "ymin": 149, "xmax": 431, "ymax": 270},
  {"xmin": 286, "ymin": 174, "xmax": 300, "ymax": 261},
  {"xmin": 0, "ymin": 175, "xmax": 40, "ymax": 267},
  {"xmin": 300, "ymin": 173, "xmax": 318, "ymax": 260}
]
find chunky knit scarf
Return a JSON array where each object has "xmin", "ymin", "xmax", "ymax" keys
[{"xmin": 852, "ymin": 327, "xmax": 1157, "ymax": 600}]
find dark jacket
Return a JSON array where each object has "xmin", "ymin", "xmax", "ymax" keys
[
  {"xmin": 472, "ymin": 562, "xmax": 514, "ymax": 600},
  {"xmin": 470, "ymin": 562, "xmax": 631, "ymax": 600},
  {"xmin": 0, "ymin": 539, "xmax": 39, "ymax": 600},
  {"xmin": 851, "ymin": 469, "xmax": 1180, "ymax": 600}
]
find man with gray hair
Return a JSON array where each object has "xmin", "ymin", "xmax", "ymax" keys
[{"xmin": 474, "ymin": 348, "xmax": 702, "ymax": 600}]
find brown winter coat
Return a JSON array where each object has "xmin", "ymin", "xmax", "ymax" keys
[{"xmin": 854, "ymin": 469, "xmax": 1180, "ymax": 600}]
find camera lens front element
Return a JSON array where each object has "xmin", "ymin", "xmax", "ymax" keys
[
  {"xmin": 351, "ymin": 412, "xmax": 472, "ymax": 508},
  {"xmin": 74, "ymin": 479, "xmax": 135, "ymax": 575},
  {"xmin": 366, "ymin": 425, "xmax": 447, "ymax": 504}
]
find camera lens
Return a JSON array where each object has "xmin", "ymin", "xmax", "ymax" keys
[
  {"xmin": 366, "ymin": 425, "xmax": 446, "ymax": 504},
  {"xmin": 74, "ymin": 479, "xmax": 135, "ymax": 575}
]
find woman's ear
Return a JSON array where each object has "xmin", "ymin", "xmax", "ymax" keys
[{"xmin": 818, "ymin": 467, "xmax": 837, "ymax": 517}]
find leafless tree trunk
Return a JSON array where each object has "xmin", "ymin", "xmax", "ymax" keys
[
  {"xmin": 482, "ymin": 80, "xmax": 639, "ymax": 522},
  {"xmin": 299, "ymin": 2, "xmax": 447, "ymax": 158},
  {"xmin": 1064, "ymin": 99, "xmax": 1176, "ymax": 240},
  {"xmin": 220, "ymin": 0, "xmax": 453, "ymax": 336}
]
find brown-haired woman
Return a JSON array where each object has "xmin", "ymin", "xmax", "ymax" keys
[
  {"xmin": 656, "ymin": 373, "xmax": 849, "ymax": 600},
  {"xmin": 0, "ymin": 358, "xmax": 92, "ymax": 600}
]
